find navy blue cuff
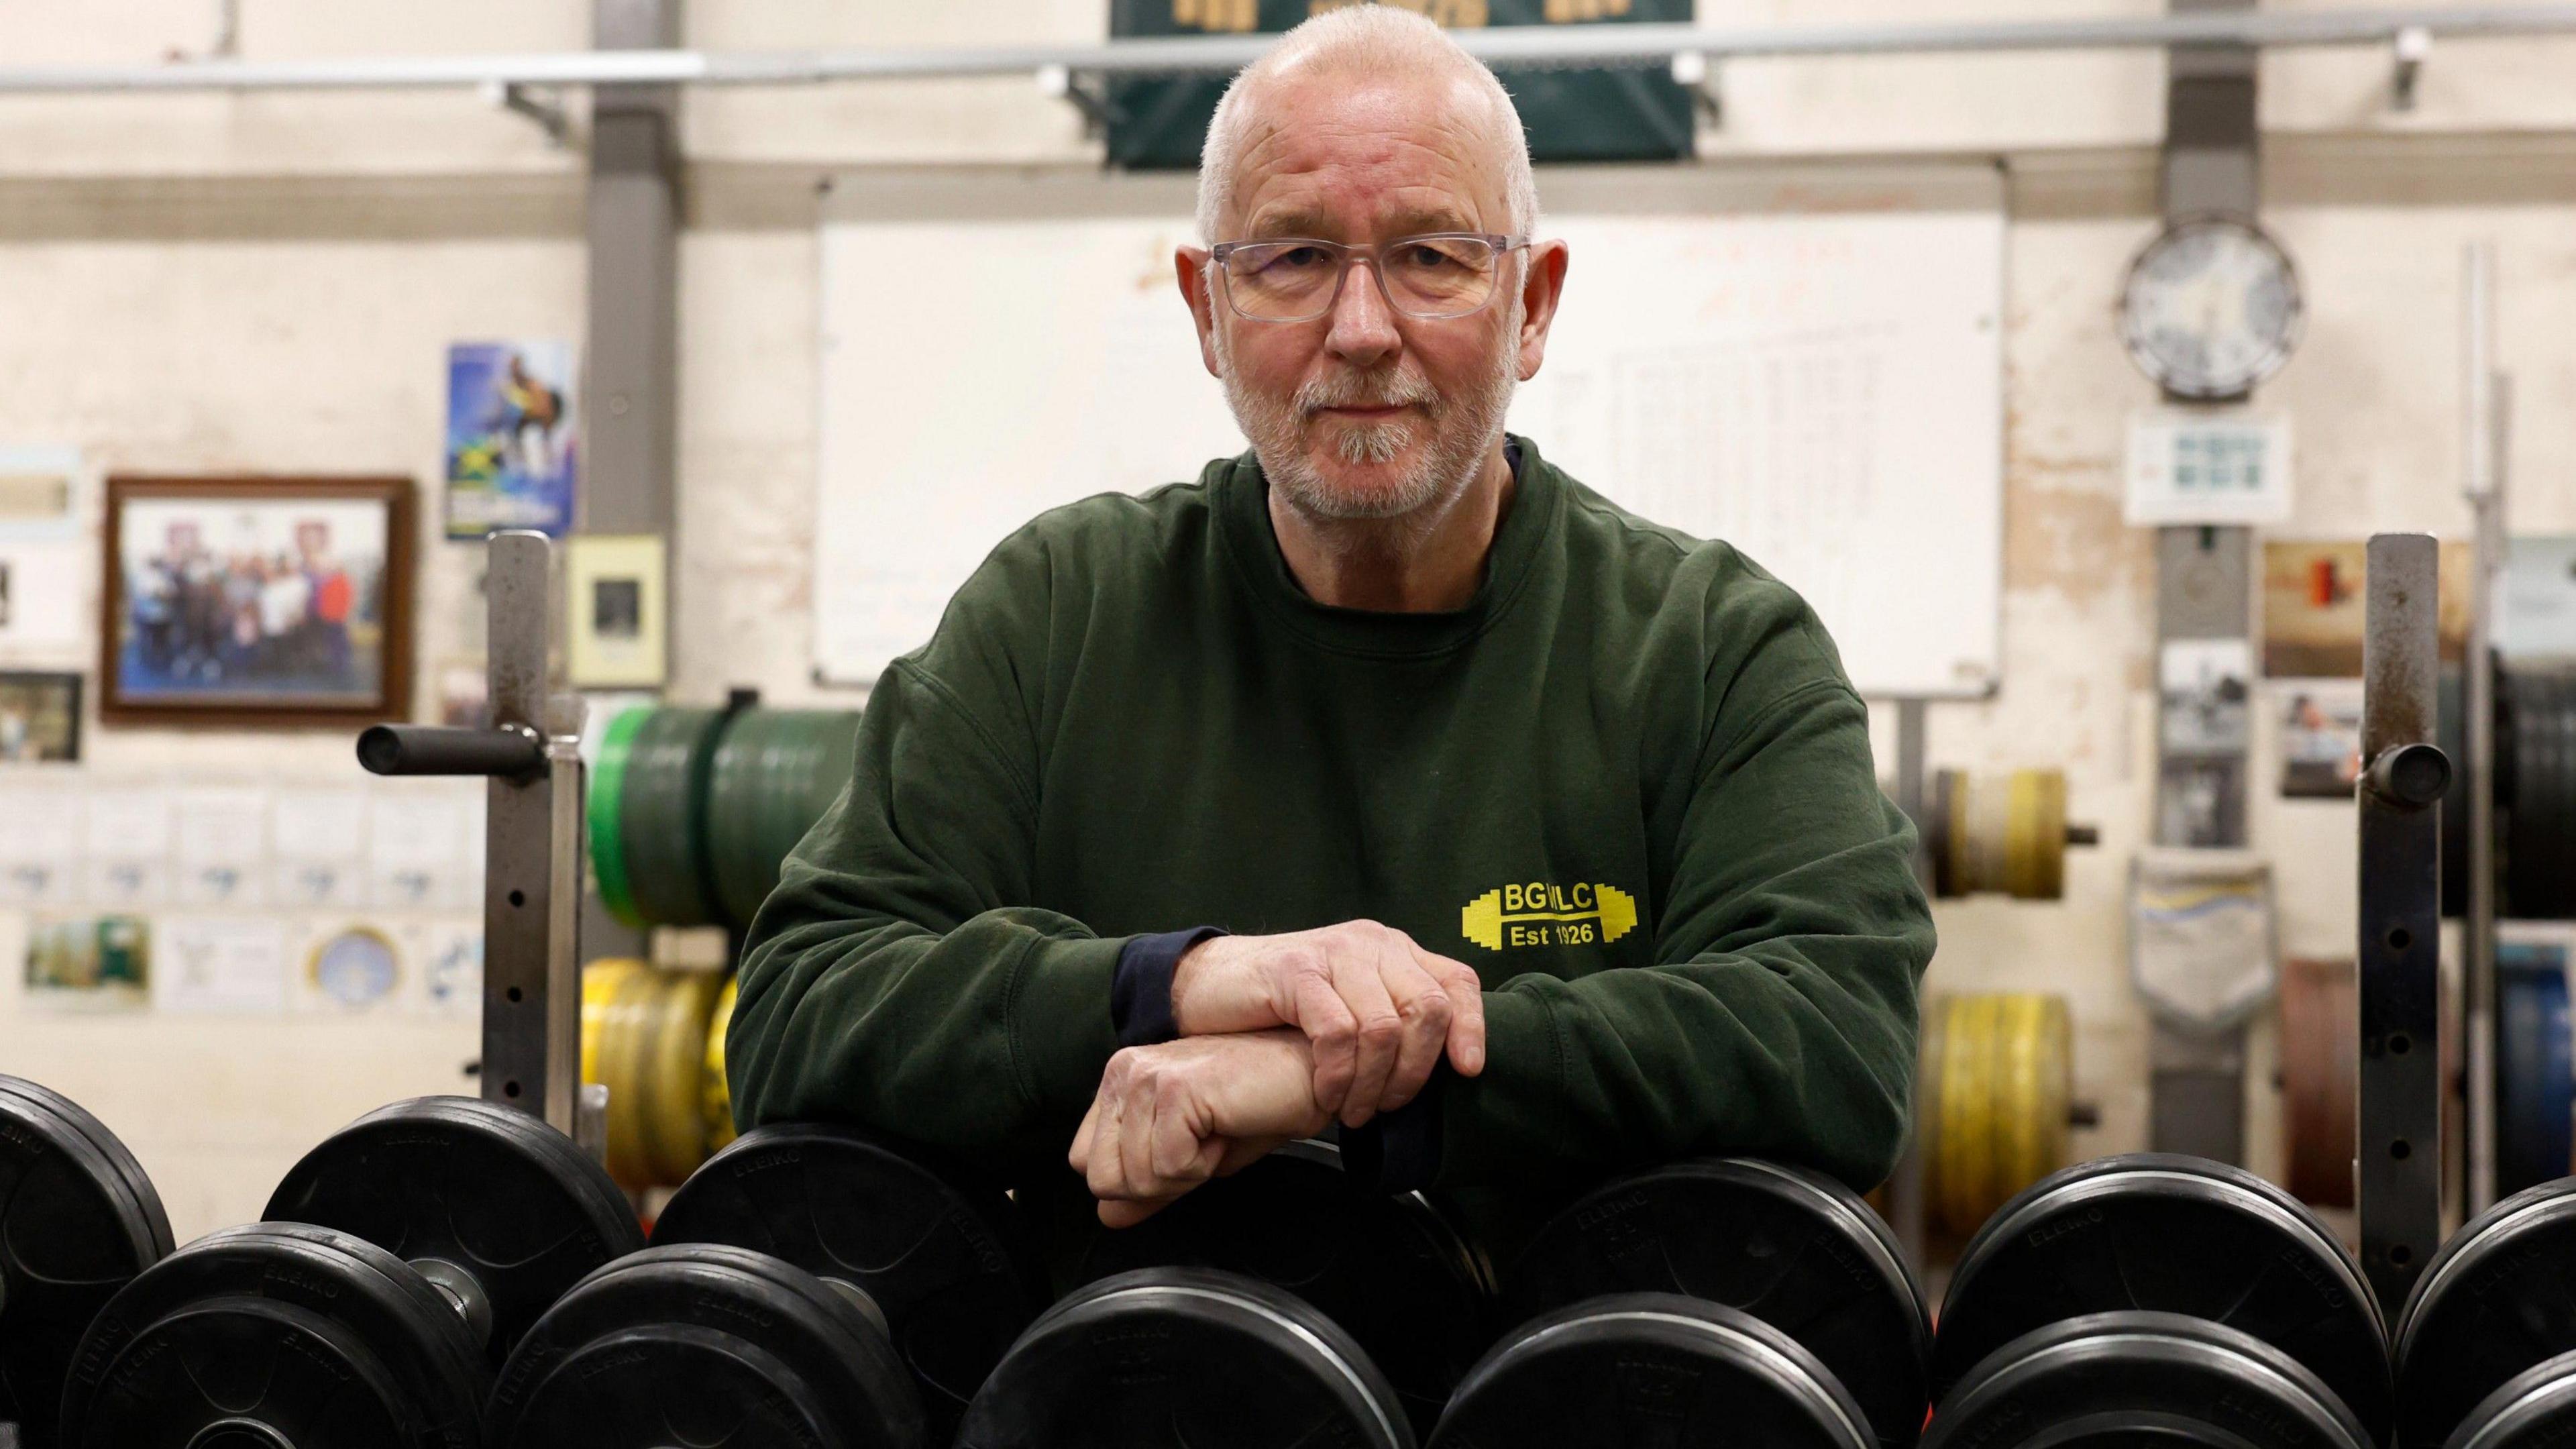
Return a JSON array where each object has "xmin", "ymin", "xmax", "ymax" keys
[
  {"xmin": 1111, "ymin": 927, "xmax": 1225, "ymax": 1048},
  {"xmin": 1339, "ymin": 1066, "xmax": 1448, "ymax": 1193}
]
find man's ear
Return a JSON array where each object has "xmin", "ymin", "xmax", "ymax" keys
[
  {"xmin": 1176, "ymin": 246, "xmax": 1223, "ymax": 379},
  {"xmin": 1514, "ymin": 238, "xmax": 1571, "ymax": 382}
]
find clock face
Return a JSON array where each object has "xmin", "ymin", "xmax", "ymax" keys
[{"xmin": 2119, "ymin": 217, "xmax": 2304, "ymax": 399}]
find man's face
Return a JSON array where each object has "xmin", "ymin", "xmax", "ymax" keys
[{"xmin": 1187, "ymin": 72, "xmax": 1544, "ymax": 523}]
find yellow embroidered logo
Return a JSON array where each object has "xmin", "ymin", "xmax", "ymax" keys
[{"xmin": 1461, "ymin": 881, "xmax": 1638, "ymax": 951}]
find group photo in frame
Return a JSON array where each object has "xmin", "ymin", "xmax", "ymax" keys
[{"xmin": 101, "ymin": 476, "xmax": 414, "ymax": 727}]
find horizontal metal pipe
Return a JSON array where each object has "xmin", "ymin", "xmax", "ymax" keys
[{"xmin": 3, "ymin": 6, "xmax": 2575, "ymax": 94}]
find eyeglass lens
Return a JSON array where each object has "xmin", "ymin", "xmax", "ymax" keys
[{"xmin": 1224, "ymin": 237, "xmax": 1504, "ymax": 321}]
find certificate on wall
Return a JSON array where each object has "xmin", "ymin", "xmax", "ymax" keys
[
  {"xmin": 157, "ymin": 916, "xmax": 288, "ymax": 1014},
  {"xmin": 565, "ymin": 534, "xmax": 667, "ymax": 688},
  {"xmin": 2126, "ymin": 411, "xmax": 2293, "ymax": 526}
]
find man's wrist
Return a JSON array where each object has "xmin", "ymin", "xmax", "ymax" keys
[
  {"xmin": 1340, "ymin": 1064, "xmax": 1448, "ymax": 1193},
  {"xmin": 1111, "ymin": 926, "xmax": 1227, "ymax": 1048}
]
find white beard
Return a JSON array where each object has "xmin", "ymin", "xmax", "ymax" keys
[{"xmin": 1216, "ymin": 297, "xmax": 1523, "ymax": 526}]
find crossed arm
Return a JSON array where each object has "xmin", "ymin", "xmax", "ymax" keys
[{"xmin": 1070, "ymin": 923, "xmax": 1488, "ymax": 1225}]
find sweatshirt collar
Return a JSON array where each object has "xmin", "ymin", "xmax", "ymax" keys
[{"xmin": 1215, "ymin": 433, "xmax": 1560, "ymax": 659}]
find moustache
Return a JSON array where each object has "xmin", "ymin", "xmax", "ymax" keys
[{"xmin": 1295, "ymin": 370, "xmax": 1440, "ymax": 418}]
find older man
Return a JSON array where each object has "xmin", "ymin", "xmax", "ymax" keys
[{"xmin": 729, "ymin": 7, "xmax": 1933, "ymax": 1264}]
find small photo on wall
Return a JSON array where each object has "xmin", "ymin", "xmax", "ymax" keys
[
  {"xmin": 0, "ymin": 670, "xmax": 82, "ymax": 762},
  {"xmin": 23, "ymin": 914, "xmax": 152, "ymax": 1009},
  {"xmin": 2278, "ymin": 680, "xmax": 2363, "ymax": 798},
  {"xmin": 101, "ymin": 476, "xmax": 415, "ymax": 727},
  {"xmin": 445, "ymin": 341, "xmax": 579, "ymax": 540},
  {"xmin": 2261, "ymin": 539, "xmax": 2472, "ymax": 678}
]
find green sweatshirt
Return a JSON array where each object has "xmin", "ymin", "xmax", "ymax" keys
[{"xmin": 729, "ymin": 435, "xmax": 1933, "ymax": 1266}]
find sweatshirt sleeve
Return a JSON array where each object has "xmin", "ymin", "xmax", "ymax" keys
[
  {"xmin": 725, "ymin": 529, "xmax": 1132, "ymax": 1174},
  {"xmin": 1431, "ymin": 586, "xmax": 1935, "ymax": 1193}
]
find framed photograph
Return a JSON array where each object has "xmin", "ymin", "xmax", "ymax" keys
[
  {"xmin": 0, "ymin": 669, "xmax": 83, "ymax": 762},
  {"xmin": 101, "ymin": 476, "xmax": 415, "ymax": 727}
]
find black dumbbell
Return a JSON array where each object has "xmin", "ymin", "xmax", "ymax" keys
[
  {"xmin": 1931, "ymin": 1153, "xmax": 2390, "ymax": 1445},
  {"xmin": 1441, "ymin": 1293, "xmax": 1874, "ymax": 1449},
  {"xmin": 2440, "ymin": 1349, "xmax": 2576, "ymax": 1449},
  {"xmin": 1922, "ymin": 1311, "xmax": 2373, "ymax": 1449},
  {"xmin": 647, "ymin": 1122, "xmax": 1048, "ymax": 1444},
  {"xmin": 2396, "ymin": 1178, "xmax": 2576, "ymax": 1448},
  {"xmin": 1442, "ymin": 1156, "xmax": 1927, "ymax": 1449},
  {"xmin": 63, "ymin": 1095, "xmax": 641, "ymax": 1448},
  {"xmin": 0, "ymin": 1075, "xmax": 173, "ymax": 1449},
  {"xmin": 487, "ymin": 1242, "xmax": 928, "ymax": 1448},
  {"xmin": 959, "ymin": 1266, "xmax": 1417, "ymax": 1449},
  {"xmin": 1077, "ymin": 1137, "xmax": 1495, "ymax": 1436}
]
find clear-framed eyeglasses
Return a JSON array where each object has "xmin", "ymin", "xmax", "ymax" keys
[{"xmin": 1209, "ymin": 233, "xmax": 1532, "ymax": 323}]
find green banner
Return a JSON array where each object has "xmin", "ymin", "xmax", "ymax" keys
[{"xmin": 1106, "ymin": 0, "xmax": 1694, "ymax": 172}]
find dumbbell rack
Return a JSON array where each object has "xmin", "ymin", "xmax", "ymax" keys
[{"xmin": 356, "ymin": 529, "xmax": 588, "ymax": 1138}]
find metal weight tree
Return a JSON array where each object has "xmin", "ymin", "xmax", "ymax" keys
[
  {"xmin": 2357, "ymin": 532, "xmax": 2453, "ymax": 1313},
  {"xmin": 355, "ymin": 530, "xmax": 588, "ymax": 1137}
]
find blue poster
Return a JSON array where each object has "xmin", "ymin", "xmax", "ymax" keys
[{"xmin": 445, "ymin": 340, "xmax": 578, "ymax": 539}]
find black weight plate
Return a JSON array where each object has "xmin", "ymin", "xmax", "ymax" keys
[
  {"xmin": 1081, "ymin": 1138, "xmax": 1494, "ymax": 1438},
  {"xmin": 488, "ymin": 1242, "xmax": 926, "ymax": 1449},
  {"xmin": 2444, "ymin": 665, "xmax": 2470, "ymax": 918},
  {"xmin": 708, "ymin": 708, "xmax": 859, "ymax": 930},
  {"xmin": 1922, "ymin": 1311, "xmax": 2372, "ymax": 1449},
  {"xmin": 1430, "ymin": 1292, "xmax": 1874, "ymax": 1449},
  {"xmin": 2447, "ymin": 1348, "xmax": 2576, "ymax": 1449},
  {"xmin": 0, "ymin": 1081, "xmax": 171, "ymax": 1449},
  {"xmin": 651, "ymin": 1122, "xmax": 1042, "ymax": 1444},
  {"xmin": 1505, "ymin": 1157, "xmax": 1929, "ymax": 1449},
  {"xmin": 2497, "ymin": 953, "xmax": 2573, "ymax": 1196},
  {"xmin": 0, "ymin": 1075, "xmax": 174, "ymax": 1261},
  {"xmin": 61, "ymin": 1222, "xmax": 488, "ymax": 1449},
  {"xmin": 2396, "ymin": 1178, "xmax": 2576, "ymax": 1448},
  {"xmin": 2506, "ymin": 669, "xmax": 2576, "ymax": 920},
  {"xmin": 1933, "ymin": 1152, "xmax": 2388, "ymax": 1443},
  {"xmin": 618, "ymin": 705, "xmax": 727, "ymax": 926},
  {"xmin": 264, "ymin": 1095, "xmax": 644, "ymax": 1368},
  {"xmin": 958, "ymin": 1266, "xmax": 1413, "ymax": 1449}
]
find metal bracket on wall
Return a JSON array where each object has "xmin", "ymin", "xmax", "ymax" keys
[
  {"xmin": 1670, "ymin": 50, "xmax": 1723, "ymax": 127},
  {"xmin": 482, "ymin": 78, "xmax": 572, "ymax": 146},
  {"xmin": 1036, "ymin": 65, "xmax": 1120, "ymax": 140},
  {"xmin": 2390, "ymin": 25, "xmax": 2432, "ymax": 110}
]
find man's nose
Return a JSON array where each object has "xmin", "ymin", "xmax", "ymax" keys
[{"xmin": 1324, "ymin": 258, "xmax": 1401, "ymax": 370}]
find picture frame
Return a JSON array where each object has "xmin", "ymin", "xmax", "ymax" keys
[
  {"xmin": 101, "ymin": 476, "xmax": 415, "ymax": 728},
  {"xmin": 0, "ymin": 669, "xmax": 83, "ymax": 762},
  {"xmin": 564, "ymin": 533, "xmax": 667, "ymax": 688}
]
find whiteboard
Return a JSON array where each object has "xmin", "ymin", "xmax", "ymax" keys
[{"xmin": 814, "ymin": 167, "xmax": 2004, "ymax": 697}]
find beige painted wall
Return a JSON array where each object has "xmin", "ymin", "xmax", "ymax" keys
[{"xmin": 1, "ymin": 1, "xmax": 2572, "ymax": 1239}]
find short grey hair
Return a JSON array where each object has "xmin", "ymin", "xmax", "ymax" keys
[{"xmin": 1195, "ymin": 6, "xmax": 1540, "ymax": 245}]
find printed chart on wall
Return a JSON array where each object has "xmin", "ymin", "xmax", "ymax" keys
[{"xmin": 811, "ymin": 170, "xmax": 2006, "ymax": 698}]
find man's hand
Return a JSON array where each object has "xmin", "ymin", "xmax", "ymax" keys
[
  {"xmin": 1069, "ymin": 1030, "xmax": 1331, "ymax": 1228},
  {"xmin": 1170, "ymin": 922, "xmax": 1485, "ymax": 1128}
]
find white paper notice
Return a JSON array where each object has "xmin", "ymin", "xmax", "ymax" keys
[
  {"xmin": 0, "ymin": 539, "xmax": 86, "ymax": 651},
  {"xmin": 84, "ymin": 787, "xmax": 172, "ymax": 906},
  {"xmin": 271, "ymin": 787, "xmax": 367, "ymax": 908},
  {"xmin": 174, "ymin": 787, "xmax": 271, "ymax": 907},
  {"xmin": 0, "ymin": 786, "xmax": 79, "ymax": 905},
  {"xmin": 405, "ymin": 918, "xmax": 484, "ymax": 1017},
  {"xmin": 156, "ymin": 916, "xmax": 289, "ymax": 1014},
  {"xmin": 368, "ymin": 788, "xmax": 469, "ymax": 910}
]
